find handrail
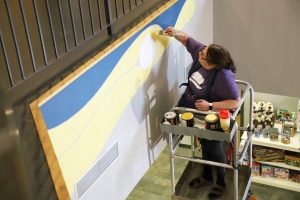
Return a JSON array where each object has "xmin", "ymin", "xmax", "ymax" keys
[
  {"xmin": 171, "ymin": 106, "xmax": 218, "ymax": 116},
  {"xmin": 238, "ymin": 136, "xmax": 252, "ymax": 165},
  {"xmin": 234, "ymin": 80, "xmax": 254, "ymax": 132}
]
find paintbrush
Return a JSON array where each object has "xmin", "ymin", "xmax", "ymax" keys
[
  {"xmin": 158, "ymin": 30, "xmax": 165, "ymax": 35},
  {"xmin": 158, "ymin": 30, "xmax": 172, "ymax": 36},
  {"xmin": 158, "ymin": 30, "xmax": 177, "ymax": 37}
]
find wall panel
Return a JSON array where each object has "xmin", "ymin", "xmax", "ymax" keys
[
  {"xmin": 20, "ymin": 0, "xmax": 45, "ymax": 70},
  {"xmin": 0, "ymin": 39, "xmax": 11, "ymax": 90},
  {"xmin": 58, "ymin": 0, "xmax": 76, "ymax": 51},
  {"xmin": 6, "ymin": 0, "xmax": 34, "ymax": 78},
  {"xmin": 0, "ymin": 1, "xmax": 22, "ymax": 85},
  {"xmin": 34, "ymin": 0, "xmax": 57, "ymax": 63},
  {"xmin": 80, "ymin": 0, "xmax": 93, "ymax": 38},
  {"xmin": 46, "ymin": 0, "xmax": 67, "ymax": 57},
  {"xmin": 89, "ymin": 0, "xmax": 101, "ymax": 33}
]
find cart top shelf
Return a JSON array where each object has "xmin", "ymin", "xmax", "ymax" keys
[
  {"xmin": 160, "ymin": 108, "xmax": 238, "ymax": 142},
  {"xmin": 161, "ymin": 81, "xmax": 254, "ymax": 143}
]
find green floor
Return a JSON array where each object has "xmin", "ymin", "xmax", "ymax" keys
[
  {"xmin": 127, "ymin": 147, "xmax": 300, "ymax": 200},
  {"xmin": 127, "ymin": 147, "xmax": 188, "ymax": 200}
]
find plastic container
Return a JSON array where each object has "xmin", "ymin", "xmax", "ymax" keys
[{"xmin": 219, "ymin": 110, "xmax": 231, "ymax": 131}]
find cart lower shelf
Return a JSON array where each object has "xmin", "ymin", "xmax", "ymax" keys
[{"xmin": 172, "ymin": 161, "xmax": 252, "ymax": 200}]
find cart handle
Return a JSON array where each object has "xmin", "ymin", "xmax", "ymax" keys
[{"xmin": 170, "ymin": 106, "xmax": 218, "ymax": 116}]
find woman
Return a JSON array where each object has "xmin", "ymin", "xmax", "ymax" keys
[{"xmin": 163, "ymin": 27, "xmax": 240, "ymax": 200}]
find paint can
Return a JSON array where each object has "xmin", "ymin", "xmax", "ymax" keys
[
  {"xmin": 164, "ymin": 111, "xmax": 177, "ymax": 125},
  {"xmin": 205, "ymin": 114, "xmax": 219, "ymax": 130},
  {"xmin": 180, "ymin": 112, "xmax": 194, "ymax": 127}
]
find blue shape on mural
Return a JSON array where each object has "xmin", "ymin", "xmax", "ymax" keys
[{"xmin": 40, "ymin": 0, "xmax": 185, "ymax": 130}]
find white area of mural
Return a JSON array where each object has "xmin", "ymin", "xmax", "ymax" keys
[{"xmin": 139, "ymin": 35, "xmax": 156, "ymax": 70}]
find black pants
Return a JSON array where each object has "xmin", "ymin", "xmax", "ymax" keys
[{"xmin": 200, "ymin": 138, "xmax": 226, "ymax": 187}]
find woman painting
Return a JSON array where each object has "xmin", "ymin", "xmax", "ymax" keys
[{"xmin": 163, "ymin": 27, "xmax": 240, "ymax": 200}]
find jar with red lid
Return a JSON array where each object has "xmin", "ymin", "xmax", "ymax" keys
[{"xmin": 219, "ymin": 110, "xmax": 231, "ymax": 132}]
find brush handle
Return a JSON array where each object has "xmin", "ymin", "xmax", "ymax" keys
[
  {"xmin": 158, "ymin": 30, "xmax": 171, "ymax": 36},
  {"xmin": 166, "ymin": 29, "xmax": 188, "ymax": 45},
  {"xmin": 158, "ymin": 30, "xmax": 164, "ymax": 35},
  {"xmin": 161, "ymin": 27, "xmax": 188, "ymax": 45},
  {"xmin": 160, "ymin": 29, "xmax": 182, "ymax": 36}
]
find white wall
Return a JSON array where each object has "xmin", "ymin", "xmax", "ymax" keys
[{"xmin": 214, "ymin": 0, "xmax": 300, "ymax": 98}]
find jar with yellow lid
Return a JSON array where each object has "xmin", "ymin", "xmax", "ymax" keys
[
  {"xmin": 180, "ymin": 112, "xmax": 194, "ymax": 127},
  {"xmin": 205, "ymin": 113, "xmax": 220, "ymax": 130}
]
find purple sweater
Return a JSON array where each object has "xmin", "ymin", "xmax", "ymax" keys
[{"xmin": 180, "ymin": 37, "xmax": 240, "ymax": 108}]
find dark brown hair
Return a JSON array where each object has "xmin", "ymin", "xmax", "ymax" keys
[{"xmin": 206, "ymin": 44, "xmax": 236, "ymax": 73}]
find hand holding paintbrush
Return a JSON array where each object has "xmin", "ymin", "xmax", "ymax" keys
[{"xmin": 158, "ymin": 26, "xmax": 189, "ymax": 45}]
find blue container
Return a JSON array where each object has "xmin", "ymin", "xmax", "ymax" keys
[
  {"xmin": 262, "ymin": 129, "xmax": 269, "ymax": 138},
  {"xmin": 254, "ymin": 129, "xmax": 261, "ymax": 138}
]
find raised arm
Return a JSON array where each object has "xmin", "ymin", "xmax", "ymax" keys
[
  {"xmin": 163, "ymin": 26, "xmax": 205, "ymax": 61},
  {"xmin": 163, "ymin": 26, "xmax": 189, "ymax": 45}
]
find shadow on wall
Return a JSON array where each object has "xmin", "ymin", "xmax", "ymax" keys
[{"xmin": 130, "ymin": 47, "xmax": 181, "ymax": 148}]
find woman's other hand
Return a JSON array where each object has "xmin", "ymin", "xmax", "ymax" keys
[{"xmin": 195, "ymin": 99, "xmax": 210, "ymax": 111}]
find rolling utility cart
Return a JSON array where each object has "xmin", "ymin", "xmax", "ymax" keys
[{"xmin": 160, "ymin": 81, "xmax": 255, "ymax": 200}]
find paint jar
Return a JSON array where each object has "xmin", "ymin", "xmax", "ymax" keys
[
  {"xmin": 262, "ymin": 128, "xmax": 269, "ymax": 138},
  {"xmin": 180, "ymin": 112, "xmax": 194, "ymax": 127},
  {"xmin": 164, "ymin": 111, "xmax": 177, "ymax": 125},
  {"xmin": 254, "ymin": 128, "xmax": 261, "ymax": 138},
  {"xmin": 219, "ymin": 110, "xmax": 231, "ymax": 132},
  {"xmin": 205, "ymin": 114, "xmax": 219, "ymax": 130}
]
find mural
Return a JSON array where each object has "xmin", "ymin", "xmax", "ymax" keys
[{"xmin": 30, "ymin": 0, "xmax": 196, "ymax": 199}]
